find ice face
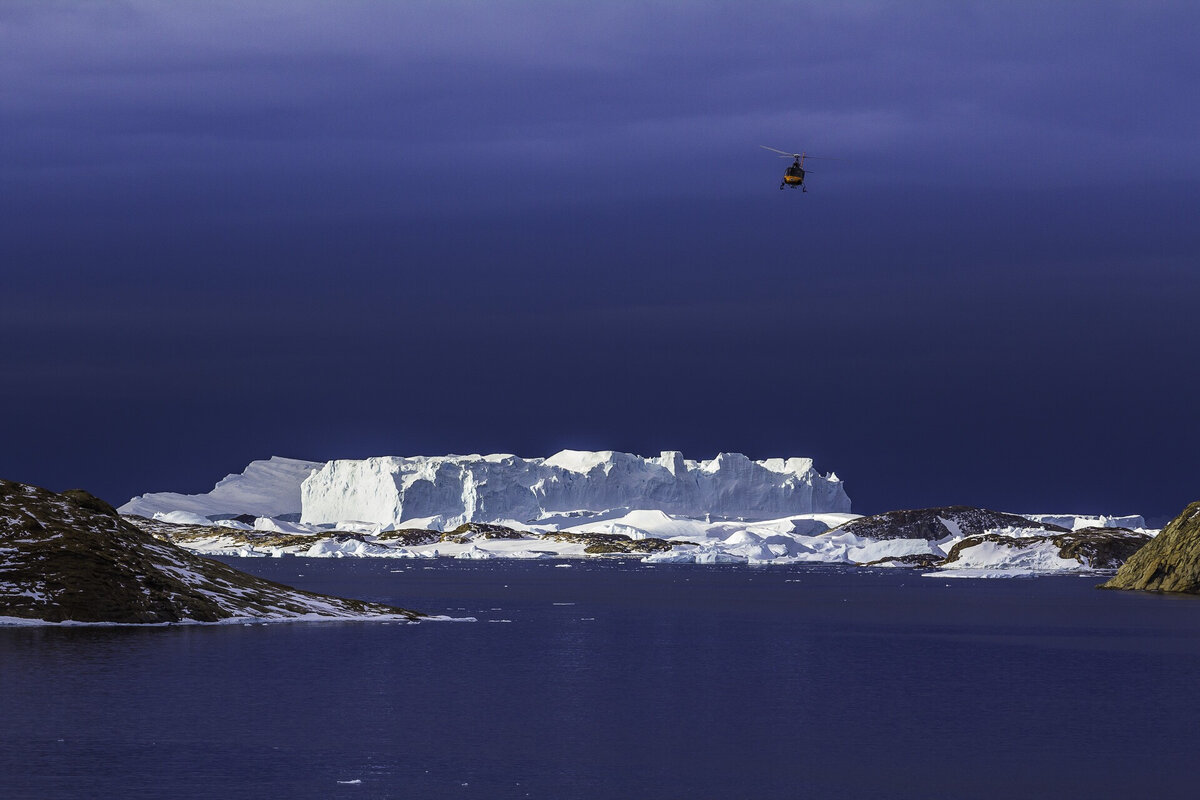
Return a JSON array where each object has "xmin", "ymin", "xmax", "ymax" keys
[
  {"xmin": 119, "ymin": 456, "xmax": 323, "ymax": 519},
  {"xmin": 300, "ymin": 450, "xmax": 851, "ymax": 528}
]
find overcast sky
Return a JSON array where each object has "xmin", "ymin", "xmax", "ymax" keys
[{"xmin": 2, "ymin": 1, "xmax": 1197, "ymax": 518}]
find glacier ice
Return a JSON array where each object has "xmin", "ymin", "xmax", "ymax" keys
[
  {"xmin": 300, "ymin": 450, "xmax": 851, "ymax": 529},
  {"xmin": 1020, "ymin": 513, "xmax": 1147, "ymax": 531},
  {"xmin": 119, "ymin": 456, "xmax": 322, "ymax": 519}
]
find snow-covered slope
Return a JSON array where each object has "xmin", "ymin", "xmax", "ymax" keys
[
  {"xmin": 119, "ymin": 456, "xmax": 322, "ymax": 519},
  {"xmin": 299, "ymin": 450, "xmax": 850, "ymax": 529}
]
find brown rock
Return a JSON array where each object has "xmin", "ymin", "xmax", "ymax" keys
[{"xmin": 1101, "ymin": 501, "xmax": 1200, "ymax": 593}]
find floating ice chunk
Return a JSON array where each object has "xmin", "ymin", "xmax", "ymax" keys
[
  {"xmin": 455, "ymin": 545, "xmax": 495, "ymax": 560},
  {"xmin": 504, "ymin": 550, "xmax": 553, "ymax": 559},
  {"xmin": 304, "ymin": 538, "xmax": 396, "ymax": 558},
  {"xmin": 643, "ymin": 544, "xmax": 747, "ymax": 564},
  {"xmin": 922, "ymin": 569, "xmax": 1037, "ymax": 579}
]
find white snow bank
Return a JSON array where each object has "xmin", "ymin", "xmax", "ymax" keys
[
  {"xmin": 254, "ymin": 516, "xmax": 315, "ymax": 534},
  {"xmin": 939, "ymin": 538, "xmax": 1079, "ymax": 572}
]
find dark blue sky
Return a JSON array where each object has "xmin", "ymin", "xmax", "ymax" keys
[{"xmin": 2, "ymin": 1, "xmax": 1197, "ymax": 519}]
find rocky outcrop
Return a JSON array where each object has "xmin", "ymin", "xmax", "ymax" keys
[
  {"xmin": 829, "ymin": 506, "xmax": 1068, "ymax": 541},
  {"xmin": 131, "ymin": 514, "xmax": 677, "ymax": 558},
  {"xmin": 542, "ymin": 531, "xmax": 677, "ymax": 554},
  {"xmin": 858, "ymin": 553, "xmax": 945, "ymax": 568},
  {"xmin": 943, "ymin": 528, "xmax": 1151, "ymax": 570},
  {"xmin": 375, "ymin": 528, "xmax": 442, "ymax": 547},
  {"xmin": 1102, "ymin": 501, "xmax": 1200, "ymax": 593},
  {"xmin": 128, "ymin": 515, "xmax": 327, "ymax": 550},
  {"xmin": 1054, "ymin": 527, "xmax": 1151, "ymax": 569},
  {"xmin": 439, "ymin": 522, "xmax": 529, "ymax": 544},
  {"xmin": 0, "ymin": 480, "xmax": 420, "ymax": 624}
]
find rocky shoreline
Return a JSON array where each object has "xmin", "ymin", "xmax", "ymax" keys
[{"xmin": 0, "ymin": 480, "xmax": 424, "ymax": 625}]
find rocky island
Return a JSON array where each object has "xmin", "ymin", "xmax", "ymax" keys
[{"xmin": 0, "ymin": 480, "xmax": 421, "ymax": 624}]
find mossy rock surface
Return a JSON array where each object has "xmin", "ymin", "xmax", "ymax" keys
[
  {"xmin": 125, "ymin": 516, "xmax": 327, "ymax": 550},
  {"xmin": 1102, "ymin": 501, "xmax": 1200, "ymax": 593},
  {"xmin": 441, "ymin": 522, "xmax": 529, "ymax": 543},
  {"xmin": 1054, "ymin": 527, "xmax": 1149, "ymax": 570},
  {"xmin": 543, "ymin": 531, "xmax": 675, "ymax": 554},
  {"xmin": 375, "ymin": 528, "xmax": 441, "ymax": 546},
  {"xmin": 0, "ymin": 480, "xmax": 420, "ymax": 623}
]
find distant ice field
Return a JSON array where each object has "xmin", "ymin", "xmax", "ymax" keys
[{"xmin": 118, "ymin": 453, "xmax": 1152, "ymax": 576}]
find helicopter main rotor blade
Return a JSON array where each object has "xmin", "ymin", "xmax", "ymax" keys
[{"xmin": 760, "ymin": 145, "xmax": 799, "ymax": 157}]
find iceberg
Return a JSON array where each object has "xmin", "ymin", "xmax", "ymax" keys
[
  {"xmin": 1020, "ymin": 513, "xmax": 1148, "ymax": 531},
  {"xmin": 300, "ymin": 450, "xmax": 850, "ymax": 529},
  {"xmin": 119, "ymin": 456, "xmax": 322, "ymax": 519}
]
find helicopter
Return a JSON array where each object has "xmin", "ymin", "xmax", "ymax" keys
[{"xmin": 760, "ymin": 145, "xmax": 838, "ymax": 192}]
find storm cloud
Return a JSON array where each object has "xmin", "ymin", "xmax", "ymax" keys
[{"xmin": 2, "ymin": 1, "xmax": 1197, "ymax": 518}]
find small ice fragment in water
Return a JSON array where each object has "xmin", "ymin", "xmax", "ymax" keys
[{"xmin": 337, "ymin": 779, "xmax": 362, "ymax": 784}]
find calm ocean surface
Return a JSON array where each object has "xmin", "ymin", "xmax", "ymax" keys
[{"xmin": 3, "ymin": 558, "xmax": 1200, "ymax": 799}]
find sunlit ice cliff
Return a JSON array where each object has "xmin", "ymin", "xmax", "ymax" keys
[{"xmin": 299, "ymin": 450, "xmax": 851, "ymax": 530}]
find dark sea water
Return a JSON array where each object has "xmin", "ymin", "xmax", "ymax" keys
[{"xmin": 3, "ymin": 559, "xmax": 1200, "ymax": 799}]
